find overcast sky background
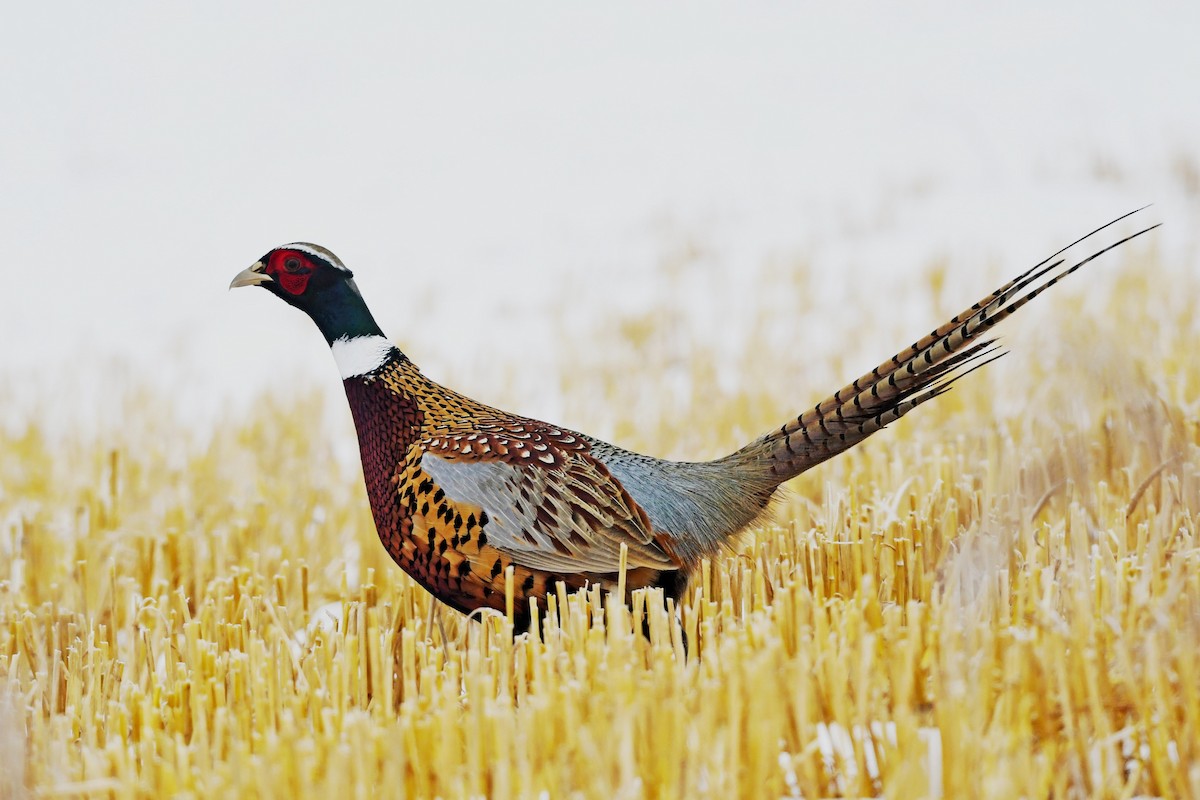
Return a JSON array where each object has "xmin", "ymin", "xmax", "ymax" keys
[{"xmin": 2, "ymin": 4, "xmax": 1197, "ymax": 434}]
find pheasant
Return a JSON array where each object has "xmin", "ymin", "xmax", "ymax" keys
[{"xmin": 231, "ymin": 210, "xmax": 1155, "ymax": 633}]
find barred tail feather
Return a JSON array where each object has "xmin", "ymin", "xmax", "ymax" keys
[{"xmin": 729, "ymin": 209, "xmax": 1160, "ymax": 483}]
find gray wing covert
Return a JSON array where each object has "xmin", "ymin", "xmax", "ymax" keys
[{"xmin": 419, "ymin": 448, "xmax": 678, "ymax": 574}]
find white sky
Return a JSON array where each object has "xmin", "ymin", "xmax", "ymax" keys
[{"xmin": 2, "ymin": 4, "xmax": 1198, "ymax": 432}]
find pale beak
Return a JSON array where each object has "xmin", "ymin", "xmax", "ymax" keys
[{"xmin": 229, "ymin": 261, "xmax": 273, "ymax": 289}]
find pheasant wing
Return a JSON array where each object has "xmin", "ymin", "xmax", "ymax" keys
[{"xmin": 418, "ymin": 420, "xmax": 679, "ymax": 574}]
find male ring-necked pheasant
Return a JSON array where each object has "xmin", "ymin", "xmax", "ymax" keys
[{"xmin": 232, "ymin": 210, "xmax": 1155, "ymax": 632}]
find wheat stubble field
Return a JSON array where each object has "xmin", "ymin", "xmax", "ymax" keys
[{"xmin": 1, "ymin": 247, "xmax": 1197, "ymax": 799}]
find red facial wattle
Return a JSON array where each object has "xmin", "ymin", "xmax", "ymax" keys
[{"xmin": 266, "ymin": 250, "xmax": 314, "ymax": 295}]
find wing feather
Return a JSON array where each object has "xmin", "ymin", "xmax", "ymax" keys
[{"xmin": 419, "ymin": 445, "xmax": 678, "ymax": 574}]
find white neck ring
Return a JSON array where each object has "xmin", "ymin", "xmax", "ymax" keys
[{"xmin": 331, "ymin": 335, "xmax": 396, "ymax": 378}]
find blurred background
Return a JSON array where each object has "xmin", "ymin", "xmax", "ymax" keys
[{"xmin": 2, "ymin": 3, "xmax": 1197, "ymax": 439}]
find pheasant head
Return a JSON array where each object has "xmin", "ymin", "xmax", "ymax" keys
[{"xmin": 230, "ymin": 243, "xmax": 385, "ymax": 345}]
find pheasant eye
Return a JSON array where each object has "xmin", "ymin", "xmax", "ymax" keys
[{"xmin": 269, "ymin": 250, "xmax": 316, "ymax": 295}]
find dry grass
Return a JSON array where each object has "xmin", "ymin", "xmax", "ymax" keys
[{"xmin": 2, "ymin": 248, "xmax": 1198, "ymax": 798}]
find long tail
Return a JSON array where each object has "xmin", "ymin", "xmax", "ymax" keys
[{"xmin": 728, "ymin": 208, "xmax": 1160, "ymax": 483}]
